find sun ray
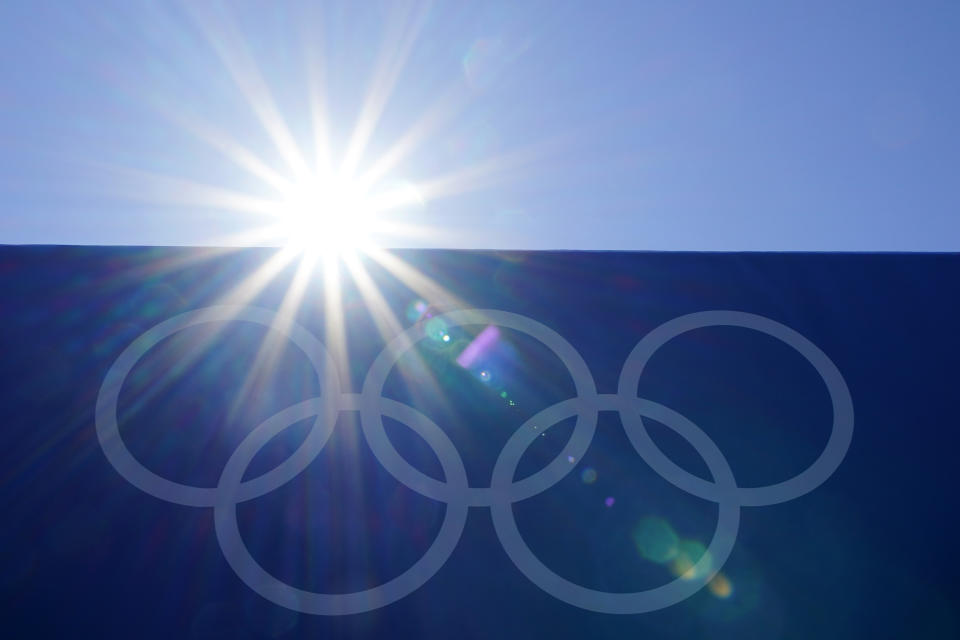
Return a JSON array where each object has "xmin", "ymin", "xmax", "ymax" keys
[
  {"xmin": 102, "ymin": 246, "xmax": 239, "ymax": 285},
  {"xmin": 86, "ymin": 33, "xmax": 296, "ymax": 196},
  {"xmin": 114, "ymin": 248, "xmax": 303, "ymax": 420},
  {"xmin": 363, "ymin": 181, "xmax": 425, "ymax": 214},
  {"xmin": 301, "ymin": 3, "xmax": 333, "ymax": 176},
  {"xmin": 341, "ymin": 251, "xmax": 457, "ymax": 426},
  {"xmin": 367, "ymin": 221, "xmax": 447, "ymax": 245},
  {"xmin": 357, "ymin": 83, "xmax": 469, "ymax": 190},
  {"xmin": 364, "ymin": 247, "xmax": 465, "ymax": 310},
  {"xmin": 416, "ymin": 142, "xmax": 554, "ymax": 202},
  {"xmin": 228, "ymin": 251, "xmax": 319, "ymax": 420},
  {"xmin": 414, "ymin": 125, "xmax": 583, "ymax": 206},
  {"xmin": 151, "ymin": 106, "xmax": 294, "ymax": 193},
  {"xmin": 206, "ymin": 224, "xmax": 291, "ymax": 247},
  {"xmin": 341, "ymin": 1, "xmax": 432, "ymax": 177},
  {"xmin": 341, "ymin": 251, "xmax": 404, "ymax": 341},
  {"xmin": 82, "ymin": 162, "xmax": 282, "ymax": 218},
  {"xmin": 186, "ymin": 2, "xmax": 310, "ymax": 179},
  {"xmin": 215, "ymin": 246, "xmax": 302, "ymax": 308},
  {"xmin": 319, "ymin": 252, "xmax": 350, "ymax": 387}
]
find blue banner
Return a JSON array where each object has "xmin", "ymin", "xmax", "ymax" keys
[{"xmin": 1, "ymin": 247, "xmax": 958, "ymax": 638}]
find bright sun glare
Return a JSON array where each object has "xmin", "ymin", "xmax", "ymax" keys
[
  {"xmin": 90, "ymin": 3, "xmax": 477, "ymax": 480},
  {"xmin": 277, "ymin": 176, "xmax": 375, "ymax": 253},
  {"xmin": 101, "ymin": 1, "xmax": 478, "ymax": 341},
  {"xmin": 272, "ymin": 174, "xmax": 424, "ymax": 255},
  {"xmin": 102, "ymin": 1, "xmax": 520, "ymax": 258}
]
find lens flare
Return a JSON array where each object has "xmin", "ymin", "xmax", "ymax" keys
[
  {"xmin": 708, "ymin": 572, "xmax": 734, "ymax": 599},
  {"xmin": 424, "ymin": 317, "xmax": 450, "ymax": 342},
  {"xmin": 632, "ymin": 516, "xmax": 679, "ymax": 564},
  {"xmin": 456, "ymin": 324, "xmax": 500, "ymax": 368},
  {"xmin": 406, "ymin": 299, "xmax": 428, "ymax": 323},
  {"xmin": 669, "ymin": 539, "xmax": 713, "ymax": 581}
]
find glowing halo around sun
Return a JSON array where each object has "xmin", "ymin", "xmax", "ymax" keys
[
  {"xmin": 260, "ymin": 173, "xmax": 423, "ymax": 256},
  {"xmin": 275, "ymin": 176, "xmax": 373, "ymax": 252},
  {"xmin": 90, "ymin": 0, "xmax": 500, "ymax": 388},
  {"xmin": 91, "ymin": 0, "xmax": 549, "ymax": 261}
]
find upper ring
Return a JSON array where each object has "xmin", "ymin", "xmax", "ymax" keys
[
  {"xmin": 617, "ymin": 310, "xmax": 854, "ymax": 507},
  {"xmin": 359, "ymin": 309, "xmax": 599, "ymax": 506},
  {"xmin": 95, "ymin": 306, "xmax": 342, "ymax": 507}
]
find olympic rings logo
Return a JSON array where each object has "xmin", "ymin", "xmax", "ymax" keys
[{"xmin": 96, "ymin": 306, "xmax": 853, "ymax": 615}]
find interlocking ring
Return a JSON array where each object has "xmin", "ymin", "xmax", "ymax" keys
[{"xmin": 96, "ymin": 305, "xmax": 853, "ymax": 615}]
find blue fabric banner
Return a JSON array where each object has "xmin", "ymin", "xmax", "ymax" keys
[{"xmin": 1, "ymin": 247, "xmax": 957, "ymax": 638}]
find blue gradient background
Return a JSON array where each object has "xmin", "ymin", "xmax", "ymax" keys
[{"xmin": 2, "ymin": 1, "xmax": 959, "ymax": 250}]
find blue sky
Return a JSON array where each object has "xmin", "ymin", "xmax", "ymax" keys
[{"xmin": 1, "ymin": 0, "xmax": 958, "ymax": 250}]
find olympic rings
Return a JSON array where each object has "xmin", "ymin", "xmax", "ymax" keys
[
  {"xmin": 215, "ymin": 395, "xmax": 470, "ymax": 615},
  {"xmin": 618, "ymin": 311, "xmax": 854, "ymax": 506},
  {"xmin": 360, "ymin": 309, "xmax": 598, "ymax": 506},
  {"xmin": 95, "ymin": 306, "xmax": 341, "ymax": 507},
  {"xmin": 490, "ymin": 393, "xmax": 741, "ymax": 614},
  {"xmin": 95, "ymin": 305, "xmax": 853, "ymax": 615}
]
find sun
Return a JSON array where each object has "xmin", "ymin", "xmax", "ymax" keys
[
  {"xmin": 268, "ymin": 171, "xmax": 426, "ymax": 257},
  {"xmin": 275, "ymin": 174, "xmax": 376, "ymax": 254}
]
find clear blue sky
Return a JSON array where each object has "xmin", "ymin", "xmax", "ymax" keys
[{"xmin": 1, "ymin": 0, "xmax": 958, "ymax": 250}]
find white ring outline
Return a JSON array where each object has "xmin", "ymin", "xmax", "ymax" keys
[
  {"xmin": 214, "ymin": 395, "xmax": 469, "ymax": 615},
  {"xmin": 489, "ymin": 394, "xmax": 740, "ymax": 614},
  {"xmin": 94, "ymin": 305, "xmax": 854, "ymax": 615},
  {"xmin": 617, "ymin": 311, "xmax": 854, "ymax": 507},
  {"xmin": 360, "ymin": 309, "xmax": 598, "ymax": 506},
  {"xmin": 95, "ymin": 306, "xmax": 341, "ymax": 507}
]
